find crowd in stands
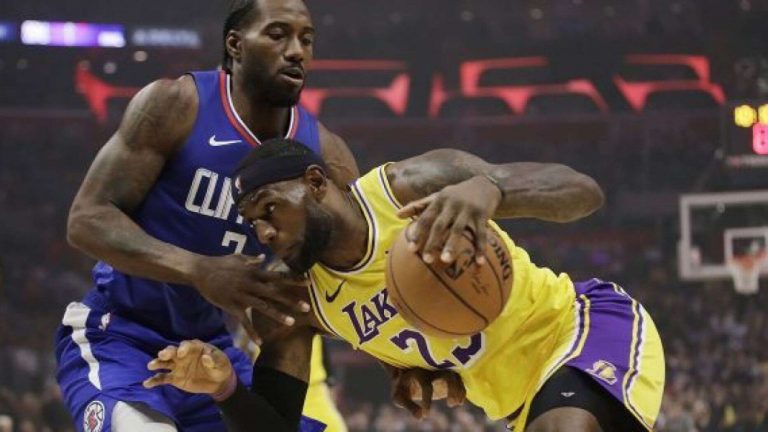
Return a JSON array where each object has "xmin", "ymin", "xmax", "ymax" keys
[{"xmin": 342, "ymin": 403, "xmax": 503, "ymax": 432}]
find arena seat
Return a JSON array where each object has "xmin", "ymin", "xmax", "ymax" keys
[
  {"xmin": 300, "ymin": 60, "xmax": 410, "ymax": 118},
  {"xmin": 436, "ymin": 96, "xmax": 513, "ymax": 118},
  {"xmin": 429, "ymin": 57, "xmax": 607, "ymax": 117},
  {"xmin": 524, "ymin": 93, "xmax": 605, "ymax": 115},
  {"xmin": 614, "ymin": 54, "xmax": 725, "ymax": 112}
]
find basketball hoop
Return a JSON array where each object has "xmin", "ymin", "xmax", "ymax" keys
[{"xmin": 726, "ymin": 251, "xmax": 767, "ymax": 295}]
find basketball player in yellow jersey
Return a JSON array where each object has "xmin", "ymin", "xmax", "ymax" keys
[{"xmin": 146, "ymin": 139, "xmax": 665, "ymax": 432}]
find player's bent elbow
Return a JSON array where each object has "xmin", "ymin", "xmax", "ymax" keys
[
  {"xmin": 552, "ymin": 172, "xmax": 605, "ymax": 223},
  {"xmin": 581, "ymin": 176, "xmax": 605, "ymax": 214},
  {"xmin": 66, "ymin": 212, "xmax": 88, "ymax": 250},
  {"xmin": 66, "ymin": 204, "xmax": 100, "ymax": 252}
]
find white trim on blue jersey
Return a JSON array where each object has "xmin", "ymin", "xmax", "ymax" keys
[
  {"xmin": 224, "ymin": 74, "xmax": 296, "ymax": 145},
  {"xmin": 62, "ymin": 302, "xmax": 102, "ymax": 390}
]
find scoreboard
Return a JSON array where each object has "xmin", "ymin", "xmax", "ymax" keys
[{"xmin": 726, "ymin": 102, "xmax": 768, "ymax": 169}]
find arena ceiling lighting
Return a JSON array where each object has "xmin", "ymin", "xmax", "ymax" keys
[
  {"xmin": 20, "ymin": 20, "xmax": 125, "ymax": 47},
  {"xmin": 131, "ymin": 27, "xmax": 201, "ymax": 49},
  {"xmin": 16, "ymin": 21, "xmax": 201, "ymax": 49},
  {"xmin": 0, "ymin": 22, "xmax": 17, "ymax": 42}
]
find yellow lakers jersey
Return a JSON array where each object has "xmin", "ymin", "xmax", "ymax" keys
[
  {"xmin": 303, "ymin": 336, "xmax": 348, "ymax": 432},
  {"xmin": 307, "ymin": 164, "xmax": 582, "ymax": 420},
  {"xmin": 309, "ymin": 335, "xmax": 328, "ymax": 385}
]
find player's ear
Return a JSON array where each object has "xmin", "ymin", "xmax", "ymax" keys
[
  {"xmin": 225, "ymin": 30, "xmax": 243, "ymax": 64},
  {"xmin": 305, "ymin": 165, "xmax": 328, "ymax": 199}
]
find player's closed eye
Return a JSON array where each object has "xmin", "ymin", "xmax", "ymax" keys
[
  {"xmin": 264, "ymin": 203, "xmax": 276, "ymax": 219},
  {"xmin": 267, "ymin": 30, "xmax": 286, "ymax": 41}
]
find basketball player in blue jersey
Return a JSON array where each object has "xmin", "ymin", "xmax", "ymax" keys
[{"xmin": 54, "ymin": 0, "xmax": 366, "ymax": 430}]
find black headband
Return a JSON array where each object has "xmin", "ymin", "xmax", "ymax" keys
[{"xmin": 232, "ymin": 153, "xmax": 327, "ymax": 206}]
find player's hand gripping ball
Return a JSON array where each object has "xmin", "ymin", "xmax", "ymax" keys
[{"xmin": 386, "ymin": 223, "xmax": 513, "ymax": 337}]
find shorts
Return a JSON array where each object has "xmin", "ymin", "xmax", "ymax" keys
[
  {"xmin": 528, "ymin": 366, "xmax": 646, "ymax": 431},
  {"xmin": 55, "ymin": 294, "xmax": 253, "ymax": 432},
  {"xmin": 510, "ymin": 279, "xmax": 665, "ymax": 431}
]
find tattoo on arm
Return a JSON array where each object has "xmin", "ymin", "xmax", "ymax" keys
[
  {"xmin": 67, "ymin": 77, "xmax": 200, "ymax": 283},
  {"xmin": 488, "ymin": 162, "xmax": 605, "ymax": 221},
  {"xmin": 408, "ymin": 163, "xmax": 476, "ymax": 197},
  {"xmin": 388, "ymin": 149, "xmax": 490, "ymax": 202},
  {"xmin": 389, "ymin": 149, "xmax": 605, "ymax": 222}
]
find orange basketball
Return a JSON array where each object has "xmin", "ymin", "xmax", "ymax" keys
[{"xmin": 386, "ymin": 222, "xmax": 514, "ymax": 338}]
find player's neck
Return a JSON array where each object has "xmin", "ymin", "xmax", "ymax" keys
[
  {"xmin": 230, "ymin": 75, "xmax": 292, "ymax": 141},
  {"xmin": 318, "ymin": 188, "xmax": 370, "ymax": 270}
]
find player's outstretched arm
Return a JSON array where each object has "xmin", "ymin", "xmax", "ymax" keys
[
  {"xmin": 387, "ymin": 149, "xmax": 604, "ymax": 264},
  {"xmin": 144, "ymin": 332, "xmax": 315, "ymax": 432},
  {"xmin": 67, "ymin": 77, "xmax": 308, "ymax": 342}
]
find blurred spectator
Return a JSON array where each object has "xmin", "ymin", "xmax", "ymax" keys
[
  {"xmin": 0, "ymin": 415, "xmax": 12, "ymax": 432},
  {"xmin": 344, "ymin": 402, "xmax": 503, "ymax": 432}
]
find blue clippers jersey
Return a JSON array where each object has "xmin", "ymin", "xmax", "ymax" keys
[{"xmin": 88, "ymin": 70, "xmax": 321, "ymax": 340}]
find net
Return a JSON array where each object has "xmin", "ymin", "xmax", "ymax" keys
[{"xmin": 726, "ymin": 251, "xmax": 767, "ymax": 295}]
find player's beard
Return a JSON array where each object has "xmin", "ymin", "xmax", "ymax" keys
[
  {"xmin": 245, "ymin": 62, "xmax": 303, "ymax": 107},
  {"xmin": 261, "ymin": 77, "xmax": 303, "ymax": 107},
  {"xmin": 286, "ymin": 201, "xmax": 333, "ymax": 274}
]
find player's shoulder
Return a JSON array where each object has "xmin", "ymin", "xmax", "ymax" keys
[
  {"xmin": 316, "ymin": 121, "xmax": 359, "ymax": 184},
  {"xmin": 384, "ymin": 148, "xmax": 482, "ymax": 206},
  {"xmin": 385, "ymin": 149, "xmax": 453, "ymax": 186},
  {"xmin": 133, "ymin": 75, "xmax": 198, "ymax": 118},
  {"xmin": 316, "ymin": 122, "xmax": 346, "ymax": 153},
  {"xmin": 316, "ymin": 120, "xmax": 340, "ymax": 143},
  {"xmin": 118, "ymin": 75, "xmax": 198, "ymax": 152}
]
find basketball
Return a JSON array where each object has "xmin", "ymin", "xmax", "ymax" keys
[{"xmin": 386, "ymin": 223, "xmax": 514, "ymax": 338}]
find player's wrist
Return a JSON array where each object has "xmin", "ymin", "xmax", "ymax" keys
[
  {"xmin": 184, "ymin": 254, "xmax": 213, "ymax": 289},
  {"xmin": 211, "ymin": 370, "xmax": 238, "ymax": 401},
  {"xmin": 474, "ymin": 175, "xmax": 503, "ymax": 210}
]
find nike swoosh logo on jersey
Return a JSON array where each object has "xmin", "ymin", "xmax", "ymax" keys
[
  {"xmin": 209, "ymin": 135, "xmax": 242, "ymax": 146},
  {"xmin": 325, "ymin": 280, "xmax": 346, "ymax": 303}
]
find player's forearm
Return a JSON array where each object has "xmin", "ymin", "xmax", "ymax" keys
[
  {"xmin": 67, "ymin": 202, "xmax": 200, "ymax": 285},
  {"xmin": 217, "ymin": 372, "xmax": 307, "ymax": 432},
  {"xmin": 486, "ymin": 163, "xmax": 605, "ymax": 222},
  {"xmin": 255, "ymin": 326, "xmax": 315, "ymax": 383},
  {"xmin": 392, "ymin": 149, "xmax": 604, "ymax": 223},
  {"xmin": 215, "ymin": 328, "xmax": 315, "ymax": 431}
]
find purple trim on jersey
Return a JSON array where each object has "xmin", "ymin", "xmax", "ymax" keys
[
  {"xmin": 624, "ymin": 300, "xmax": 648, "ymax": 426},
  {"xmin": 377, "ymin": 166, "xmax": 402, "ymax": 209},
  {"xmin": 324, "ymin": 182, "xmax": 377, "ymax": 273}
]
